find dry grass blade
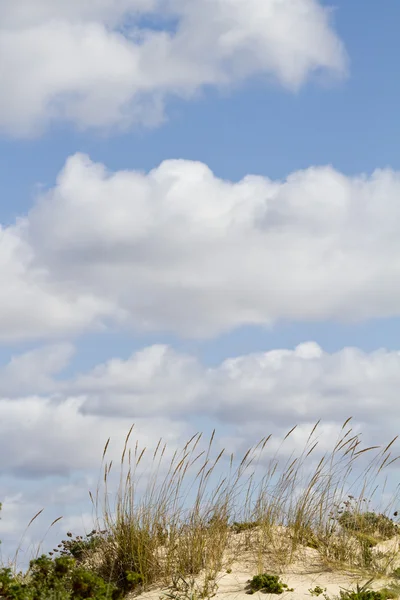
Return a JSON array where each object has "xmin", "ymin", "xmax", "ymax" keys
[
  {"xmin": 102, "ymin": 437, "xmax": 110, "ymax": 462},
  {"xmin": 283, "ymin": 425, "xmax": 297, "ymax": 440},
  {"xmin": 308, "ymin": 420, "xmax": 320, "ymax": 442},
  {"xmin": 28, "ymin": 509, "xmax": 44, "ymax": 528},
  {"xmin": 383, "ymin": 436, "xmax": 399, "ymax": 454},
  {"xmin": 121, "ymin": 424, "xmax": 135, "ymax": 464},
  {"xmin": 354, "ymin": 446, "xmax": 381, "ymax": 456},
  {"xmin": 342, "ymin": 416, "xmax": 353, "ymax": 429}
]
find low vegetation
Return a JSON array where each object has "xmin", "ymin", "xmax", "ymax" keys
[
  {"xmin": 245, "ymin": 573, "xmax": 294, "ymax": 594},
  {"xmin": 1, "ymin": 419, "xmax": 400, "ymax": 599}
]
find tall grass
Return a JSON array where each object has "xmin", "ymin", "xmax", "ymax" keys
[
  {"xmin": 84, "ymin": 418, "xmax": 400, "ymax": 595},
  {"xmin": 3, "ymin": 418, "xmax": 399, "ymax": 598}
]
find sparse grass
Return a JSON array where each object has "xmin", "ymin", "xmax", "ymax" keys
[{"xmin": 1, "ymin": 419, "xmax": 400, "ymax": 599}]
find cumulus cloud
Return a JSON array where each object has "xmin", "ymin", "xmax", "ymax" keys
[
  {"xmin": 0, "ymin": 0, "xmax": 346, "ymax": 136},
  {"xmin": 6, "ymin": 154, "xmax": 400, "ymax": 340},
  {"xmin": 0, "ymin": 392, "xmax": 186, "ymax": 478},
  {"xmin": 0, "ymin": 223, "xmax": 120, "ymax": 342},
  {"xmin": 0, "ymin": 344, "xmax": 73, "ymax": 397},
  {"xmin": 74, "ymin": 344, "xmax": 206, "ymax": 416},
  {"xmin": 70, "ymin": 342, "xmax": 400, "ymax": 430},
  {"xmin": 1, "ymin": 340, "xmax": 400, "ymax": 479}
]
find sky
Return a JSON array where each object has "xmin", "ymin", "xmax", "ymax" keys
[{"xmin": 1, "ymin": 0, "xmax": 400, "ymax": 566}]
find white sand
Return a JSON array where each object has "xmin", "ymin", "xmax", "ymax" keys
[{"xmin": 129, "ymin": 529, "xmax": 400, "ymax": 600}]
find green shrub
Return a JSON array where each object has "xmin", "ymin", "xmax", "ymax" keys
[
  {"xmin": 246, "ymin": 574, "xmax": 294, "ymax": 594},
  {"xmin": 53, "ymin": 530, "xmax": 105, "ymax": 561},
  {"xmin": 338, "ymin": 510, "xmax": 397, "ymax": 540},
  {"xmin": 0, "ymin": 555, "xmax": 121, "ymax": 600}
]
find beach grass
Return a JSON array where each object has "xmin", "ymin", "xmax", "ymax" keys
[{"xmin": 1, "ymin": 418, "xmax": 400, "ymax": 599}]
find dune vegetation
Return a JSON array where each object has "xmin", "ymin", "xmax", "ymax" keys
[{"xmin": 2, "ymin": 418, "xmax": 400, "ymax": 600}]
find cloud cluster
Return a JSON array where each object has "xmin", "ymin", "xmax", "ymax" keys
[
  {"xmin": 72, "ymin": 341, "xmax": 400, "ymax": 428},
  {"xmin": 0, "ymin": 0, "xmax": 346, "ymax": 135},
  {"xmin": 1, "ymin": 340, "xmax": 400, "ymax": 481},
  {"xmin": 1, "ymin": 154, "xmax": 399, "ymax": 341}
]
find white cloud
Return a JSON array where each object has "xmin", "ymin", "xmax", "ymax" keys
[
  {"xmin": 70, "ymin": 342, "xmax": 400, "ymax": 431},
  {"xmin": 0, "ymin": 0, "xmax": 156, "ymax": 28},
  {"xmin": 0, "ymin": 0, "xmax": 346, "ymax": 136},
  {"xmin": 0, "ymin": 343, "xmax": 73, "ymax": 397},
  {"xmin": 9, "ymin": 154, "xmax": 400, "ymax": 340},
  {"xmin": 4, "ymin": 154, "xmax": 400, "ymax": 342},
  {"xmin": 0, "ymin": 224, "xmax": 119, "ymax": 342},
  {"xmin": 3, "ymin": 340, "xmax": 400, "ymax": 478},
  {"xmin": 0, "ymin": 392, "xmax": 185, "ymax": 477},
  {"xmin": 74, "ymin": 344, "xmax": 206, "ymax": 416},
  {"xmin": 2, "ymin": 339, "xmax": 400, "ymax": 461}
]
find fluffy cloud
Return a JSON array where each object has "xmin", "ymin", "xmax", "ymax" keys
[
  {"xmin": 0, "ymin": 223, "xmax": 119, "ymax": 342},
  {"xmin": 71, "ymin": 342, "xmax": 400, "ymax": 430},
  {"xmin": 0, "ymin": 392, "xmax": 186, "ymax": 478},
  {"xmin": 0, "ymin": 344, "xmax": 73, "ymax": 397},
  {"xmin": 0, "ymin": 0, "xmax": 346, "ymax": 135},
  {"xmin": 2, "ymin": 340, "xmax": 400, "ymax": 479},
  {"xmin": 74, "ymin": 345, "xmax": 206, "ymax": 416},
  {"xmin": 6, "ymin": 154, "xmax": 400, "ymax": 340},
  {"xmin": 3, "ymin": 154, "xmax": 400, "ymax": 341}
]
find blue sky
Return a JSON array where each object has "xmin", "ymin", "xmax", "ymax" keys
[{"xmin": 1, "ymin": 0, "xmax": 400, "ymax": 566}]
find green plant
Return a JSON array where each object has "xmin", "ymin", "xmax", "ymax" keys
[
  {"xmin": 246, "ymin": 574, "xmax": 294, "ymax": 594},
  {"xmin": 0, "ymin": 568, "xmax": 19, "ymax": 599},
  {"xmin": 337, "ymin": 502, "xmax": 398, "ymax": 541},
  {"xmin": 338, "ymin": 579, "xmax": 397, "ymax": 600},
  {"xmin": 309, "ymin": 586, "xmax": 327, "ymax": 597},
  {"xmin": 125, "ymin": 570, "xmax": 144, "ymax": 587},
  {"xmin": 0, "ymin": 555, "xmax": 121, "ymax": 600},
  {"xmin": 53, "ymin": 530, "xmax": 105, "ymax": 561}
]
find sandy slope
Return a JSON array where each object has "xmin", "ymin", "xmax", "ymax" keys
[
  {"xmin": 134, "ymin": 564, "xmax": 389, "ymax": 600},
  {"xmin": 129, "ymin": 530, "xmax": 400, "ymax": 600}
]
